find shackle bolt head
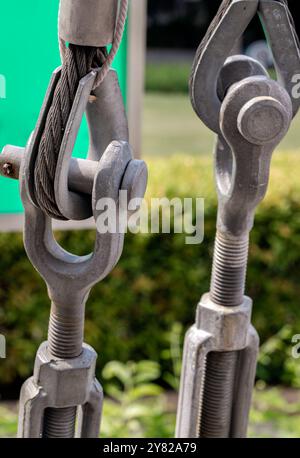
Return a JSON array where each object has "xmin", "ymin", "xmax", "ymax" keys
[
  {"xmin": 237, "ymin": 96, "xmax": 289, "ymax": 146},
  {"xmin": 121, "ymin": 160, "xmax": 148, "ymax": 204}
]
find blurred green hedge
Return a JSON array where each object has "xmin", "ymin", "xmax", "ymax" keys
[{"xmin": 1, "ymin": 152, "xmax": 300, "ymax": 388}]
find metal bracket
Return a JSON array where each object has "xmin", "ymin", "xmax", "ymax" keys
[{"xmin": 190, "ymin": 0, "xmax": 300, "ymax": 133}]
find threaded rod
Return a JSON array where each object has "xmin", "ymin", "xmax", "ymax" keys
[
  {"xmin": 48, "ymin": 307, "xmax": 84, "ymax": 359},
  {"xmin": 42, "ymin": 304, "xmax": 84, "ymax": 438},
  {"xmin": 199, "ymin": 351, "xmax": 238, "ymax": 438},
  {"xmin": 210, "ymin": 231, "xmax": 249, "ymax": 307},
  {"xmin": 43, "ymin": 406, "xmax": 77, "ymax": 438},
  {"xmin": 198, "ymin": 231, "xmax": 249, "ymax": 438}
]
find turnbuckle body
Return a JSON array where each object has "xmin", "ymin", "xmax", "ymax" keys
[
  {"xmin": 177, "ymin": 296, "xmax": 258, "ymax": 438},
  {"xmin": 176, "ymin": 0, "xmax": 299, "ymax": 438},
  {"xmin": 18, "ymin": 343, "xmax": 102, "ymax": 438},
  {"xmin": 1, "ymin": 68, "xmax": 147, "ymax": 437},
  {"xmin": 176, "ymin": 54, "xmax": 293, "ymax": 438}
]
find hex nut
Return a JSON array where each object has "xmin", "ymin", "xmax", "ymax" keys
[
  {"xmin": 32, "ymin": 342, "xmax": 98, "ymax": 408},
  {"xmin": 196, "ymin": 293, "xmax": 253, "ymax": 351}
]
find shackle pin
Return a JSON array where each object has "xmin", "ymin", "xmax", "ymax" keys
[{"xmin": 0, "ymin": 145, "xmax": 147, "ymax": 205}]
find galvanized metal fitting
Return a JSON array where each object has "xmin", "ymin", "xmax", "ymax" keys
[
  {"xmin": 18, "ymin": 139, "xmax": 140, "ymax": 309},
  {"xmin": 24, "ymin": 68, "xmax": 147, "ymax": 221},
  {"xmin": 196, "ymin": 294, "xmax": 252, "ymax": 351},
  {"xmin": 1, "ymin": 70, "xmax": 148, "ymax": 438},
  {"xmin": 217, "ymin": 73, "xmax": 292, "ymax": 236},
  {"xmin": 190, "ymin": 0, "xmax": 300, "ymax": 133},
  {"xmin": 177, "ymin": 54, "xmax": 293, "ymax": 439},
  {"xmin": 59, "ymin": 0, "xmax": 119, "ymax": 47},
  {"xmin": 176, "ymin": 294, "xmax": 259, "ymax": 438},
  {"xmin": 13, "ymin": 138, "xmax": 135, "ymax": 438},
  {"xmin": 1, "ymin": 69, "xmax": 148, "ymax": 221},
  {"xmin": 18, "ymin": 342, "xmax": 103, "ymax": 438}
]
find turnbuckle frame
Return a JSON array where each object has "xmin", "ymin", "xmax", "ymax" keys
[
  {"xmin": 18, "ymin": 342, "xmax": 103, "ymax": 438},
  {"xmin": 176, "ymin": 295, "xmax": 259, "ymax": 438}
]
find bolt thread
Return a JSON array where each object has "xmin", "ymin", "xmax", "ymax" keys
[
  {"xmin": 43, "ymin": 407, "xmax": 77, "ymax": 438},
  {"xmin": 42, "ymin": 305, "xmax": 84, "ymax": 438},
  {"xmin": 199, "ymin": 351, "xmax": 238, "ymax": 438},
  {"xmin": 210, "ymin": 231, "xmax": 249, "ymax": 307},
  {"xmin": 200, "ymin": 231, "xmax": 248, "ymax": 437},
  {"xmin": 196, "ymin": 355, "xmax": 207, "ymax": 435},
  {"xmin": 48, "ymin": 308, "xmax": 84, "ymax": 359}
]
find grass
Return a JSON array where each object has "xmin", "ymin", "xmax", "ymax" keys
[
  {"xmin": 249, "ymin": 387, "xmax": 300, "ymax": 438},
  {"xmin": 0, "ymin": 405, "xmax": 18, "ymax": 438},
  {"xmin": 142, "ymin": 92, "xmax": 300, "ymax": 157},
  {"xmin": 143, "ymin": 60, "xmax": 300, "ymax": 156},
  {"xmin": 145, "ymin": 63, "xmax": 190, "ymax": 94},
  {"xmin": 142, "ymin": 93, "xmax": 214, "ymax": 157}
]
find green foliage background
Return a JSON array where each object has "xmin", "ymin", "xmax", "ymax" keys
[{"xmin": 1, "ymin": 152, "xmax": 300, "ymax": 389}]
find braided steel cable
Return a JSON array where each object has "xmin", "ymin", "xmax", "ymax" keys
[
  {"xmin": 94, "ymin": 0, "xmax": 129, "ymax": 89},
  {"xmin": 59, "ymin": 0, "xmax": 128, "ymax": 90},
  {"xmin": 34, "ymin": 0, "xmax": 129, "ymax": 221},
  {"xmin": 33, "ymin": 45, "xmax": 107, "ymax": 220}
]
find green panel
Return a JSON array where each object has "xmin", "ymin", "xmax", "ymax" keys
[{"xmin": 0, "ymin": 0, "xmax": 128, "ymax": 214}]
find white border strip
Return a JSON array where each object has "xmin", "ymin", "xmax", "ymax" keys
[{"xmin": 0, "ymin": 214, "xmax": 95, "ymax": 233}]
